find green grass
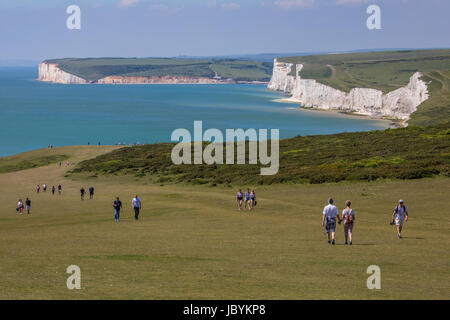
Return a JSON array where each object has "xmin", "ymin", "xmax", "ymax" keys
[
  {"xmin": 69, "ymin": 123, "xmax": 450, "ymax": 186},
  {"xmin": 409, "ymin": 70, "xmax": 450, "ymax": 127},
  {"xmin": 45, "ymin": 57, "xmax": 272, "ymax": 82},
  {"xmin": 278, "ymin": 49, "xmax": 450, "ymax": 93},
  {"xmin": 0, "ymin": 146, "xmax": 449, "ymax": 299},
  {"xmin": 0, "ymin": 149, "xmax": 68, "ymax": 174}
]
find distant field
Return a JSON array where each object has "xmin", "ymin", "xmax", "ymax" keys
[
  {"xmin": 0, "ymin": 146, "xmax": 449, "ymax": 299},
  {"xmin": 45, "ymin": 57, "xmax": 273, "ymax": 82}
]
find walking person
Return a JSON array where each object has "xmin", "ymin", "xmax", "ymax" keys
[
  {"xmin": 391, "ymin": 200, "xmax": 408, "ymax": 239},
  {"xmin": 132, "ymin": 195, "xmax": 142, "ymax": 221},
  {"xmin": 36, "ymin": 185, "xmax": 40, "ymax": 194},
  {"xmin": 113, "ymin": 197, "xmax": 123, "ymax": 222},
  {"xmin": 250, "ymin": 189, "xmax": 256, "ymax": 209},
  {"xmin": 43, "ymin": 184, "xmax": 47, "ymax": 192},
  {"xmin": 58, "ymin": 184, "xmax": 62, "ymax": 195},
  {"xmin": 322, "ymin": 198, "xmax": 341, "ymax": 245},
  {"xmin": 245, "ymin": 189, "xmax": 251, "ymax": 211},
  {"xmin": 341, "ymin": 200, "xmax": 355, "ymax": 245},
  {"xmin": 89, "ymin": 187, "xmax": 95, "ymax": 200},
  {"xmin": 25, "ymin": 198, "xmax": 31, "ymax": 215},
  {"xmin": 80, "ymin": 187, "xmax": 85, "ymax": 201},
  {"xmin": 17, "ymin": 199, "xmax": 24, "ymax": 215},
  {"xmin": 52, "ymin": 186, "xmax": 56, "ymax": 195},
  {"xmin": 236, "ymin": 189, "xmax": 243, "ymax": 211}
]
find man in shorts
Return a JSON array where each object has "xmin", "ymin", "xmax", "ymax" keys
[
  {"xmin": 322, "ymin": 198, "xmax": 341, "ymax": 245},
  {"xmin": 391, "ymin": 200, "xmax": 408, "ymax": 239}
]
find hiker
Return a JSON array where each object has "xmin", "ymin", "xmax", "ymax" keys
[
  {"xmin": 80, "ymin": 187, "xmax": 85, "ymax": 200},
  {"xmin": 52, "ymin": 186, "xmax": 56, "ymax": 195},
  {"xmin": 25, "ymin": 198, "xmax": 31, "ymax": 214},
  {"xmin": 113, "ymin": 197, "xmax": 123, "ymax": 222},
  {"xmin": 245, "ymin": 189, "xmax": 251, "ymax": 210},
  {"xmin": 43, "ymin": 184, "xmax": 47, "ymax": 192},
  {"xmin": 17, "ymin": 199, "xmax": 24, "ymax": 215},
  {"xmin": 236, "ymin": 189, "xmax": 243, "ymax": 211},
  {"xmin": 251, "ymin": 190, "xmax": 256, "ymax": 209},
  {"xmin": 58, "ymin": 184, "xmax": 62, "ymax": 195},
  {"xmin": 391, "ymin": 200, "xmax": 408, "ymax": 239},
  {"xmin": 89, "ymin": 187, "xmax": 95, "ymax": 200},
  {"xmin": 341, "ymin": 200, "xmax": 355, "ymax": 245},
  {"xmin": 322, "ymin": 198, "xmax": 341, "ymax": 245},
  {"xmin": 36, "ymin": 185, "xmax": 40, "ymax": 193},
  {"xmin": 132, "ymin": 195, "xmax": 142, "ymax": 221}
]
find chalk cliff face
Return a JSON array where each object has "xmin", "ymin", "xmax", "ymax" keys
[
  {"xmin": 38, "ymin": 62, "xmax": 236, "ymax": 85},
  {"xmin": 268, "ymin": 59, "xmax": 429, "ymax": 121},
  {"xmin": 39, "ymin": 62, "xmax": 87, "ymax": 84},
  {"xmin": 96, "ymin": 75, "xmax": 229, "ymax": 84}
]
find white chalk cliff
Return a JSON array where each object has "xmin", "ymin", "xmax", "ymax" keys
[
  {"xmin": 38, "ymin": 62, "xmax": 88, "ymax": 84},
  {"xmin": 268, "ymin": 59, "xmax": 429, "ymax": 121}
]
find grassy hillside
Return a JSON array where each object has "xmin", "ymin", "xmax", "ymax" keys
[
  {"xmin": 1, "ymin": 146, "xmax": 449, "ymax": 299},
  {"xmin": 0, "ymin": 149, "xmax": 68, "ymax": 174},
  {"xmin": 69, "ymin": 123, "xmax": 450, "ymax": 186},
  {"xmin": 278, "ymin": 49, "xmax": 450, "ymax": 93},
  {"xmin": 409, "ymin": 70, "xmax": 450, "ymax": 127},
  {"xmin": 45, "ymin": 57, "xmax": 273, "ymax": 82}
]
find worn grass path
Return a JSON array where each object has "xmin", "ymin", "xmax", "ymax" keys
[{"xmin": 0, "ymin": 146, "xmax": 449, "ymax": 299}]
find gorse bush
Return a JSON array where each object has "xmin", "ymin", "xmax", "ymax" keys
[{"xmin": 70, "ymin": 123, "xmax": 450, "ymax": 185}]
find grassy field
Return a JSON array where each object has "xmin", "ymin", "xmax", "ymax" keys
[
  {"xmin": 69, "ymin": 122, "xmax": 450, "ymax": 186},
  {"xmin": 45, "ymin": 58, "xmax": 273, "ymax": 82},
  {"xmin": 0, "ymin": 146, "xmax": 449, "ymax": 299}
]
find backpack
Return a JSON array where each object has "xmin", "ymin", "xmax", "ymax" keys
[{"xmin": 345, "ymin": 209, "xmax": 353, "ymax": 224}]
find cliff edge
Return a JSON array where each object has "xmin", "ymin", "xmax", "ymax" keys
[{"xmin": 268, "ymin": 59, "xmax": 429, "ymax": 122}]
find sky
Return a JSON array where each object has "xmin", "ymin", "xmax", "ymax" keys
[{"xmin": 0, "ymin": 0, "xmax": 449, "ymax": 61}]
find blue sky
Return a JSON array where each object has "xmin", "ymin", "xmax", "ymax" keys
[{"xmin": 0, "ymin": 0, "xmax": 449, "ymax": 60}]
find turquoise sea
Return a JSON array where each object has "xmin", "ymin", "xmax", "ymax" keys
[{"xmin": 0, "ymin": 67, "xmax": 390, "ymax": 157}]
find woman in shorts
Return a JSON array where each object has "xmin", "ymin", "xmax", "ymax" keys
[
  {"xmin": 341, "ymin": 200, "xmax": 355, "ymax": 245},
  {"xmin": 236, "ymin": 189, "xmax": 243, "ymax": 211},
  {"xmin": 245, "ymin": 189, "xmax": 251, "ymax": 210},
  {"xmin": 17, "ymin": 199, "xmax": 24, "ymax": 215},
  {"xmin": 250, "ymin": 190, "xmax": 256, "ymax": 209}
]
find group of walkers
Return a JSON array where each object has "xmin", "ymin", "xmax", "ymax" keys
[
  {"xmin": 36, "ymin": 184, "xmax": 62, "ymax": 195},
  {"xmin": 16, "ymin": 198, "xmax": 31, "ymax": 215},
  {"xmin": 236, "ymin": 189, "xmax": 256, "ymax": 211},
  {"xmin": 112, "ymin": 195, "xmax": 143, "ymax": 222},
  {"xmin": 80, "ymin": 187, "xmax": 95, "ymax": 200},
  {"xmin": 322, "ymin": 198, "xmax": 409, "ymax": 245}
]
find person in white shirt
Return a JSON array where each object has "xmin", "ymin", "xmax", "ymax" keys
[
  {"xmin": 132, "ymin": 195, "xmax": 142, "ymax": 221},
  {"xmin": 391, "ymin": 200, "xmax": 408, "ymax": 239},
  {"xmin": 322, "ymin": 198, "xmax": 341, "ymax": 245}
]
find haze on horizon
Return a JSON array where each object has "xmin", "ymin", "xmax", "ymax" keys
[{"xmin": 0, "ymin": 0, "xmax": 449, "ymax": 62}]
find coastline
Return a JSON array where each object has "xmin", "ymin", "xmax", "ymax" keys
[{"xmin": 275, "ymin": 98, "xmax": 404, "ymax": 128}]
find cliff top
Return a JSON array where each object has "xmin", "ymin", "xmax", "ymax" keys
[
  {"xmin": 278, "ymin": 49, "xmax": 450, "ymax": 94},
  {"xmin": 42, "ymin": 57, "xmax": 273, "ymax": 82}
]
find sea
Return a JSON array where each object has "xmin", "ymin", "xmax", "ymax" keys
[{"xmin": 0, "ymin": 67, "xmax": 391, "ymax": 157}]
